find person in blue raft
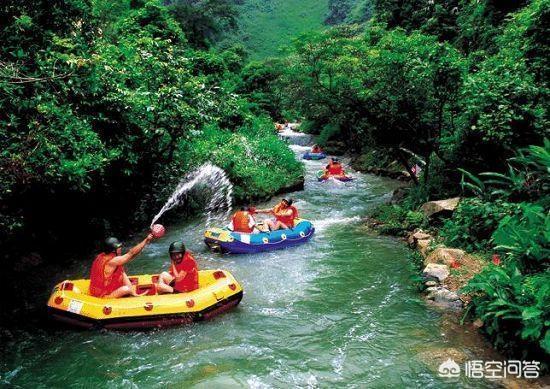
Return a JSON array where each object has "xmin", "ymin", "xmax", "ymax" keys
[
  {"xmin": 255, "ymin": 198, "xmax": 299, "ymax": 231},
  {"xmin": 206, "ymin": 199, "xmax": 313, "ymax": 253},
  {"xmin": 230, "ymin": 200, "xmax": 298, "ymax": 232},
  {"xmin": 303, "ymin": 145, "xmax": 326, "ymax": 160}
]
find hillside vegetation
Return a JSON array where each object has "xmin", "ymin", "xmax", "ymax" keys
[{"xmin": 221, "ymin": 0, "xmax": 331, "ymax": 59}]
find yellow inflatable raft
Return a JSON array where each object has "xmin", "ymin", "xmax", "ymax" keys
[{"xmin": 47, "ymin": 270, "xmax": 243, "ymax": 330}]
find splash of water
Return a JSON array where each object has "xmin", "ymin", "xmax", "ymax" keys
[{"xmin": 151, "ymin": 163, "xmax": 233, "ymax": 227}]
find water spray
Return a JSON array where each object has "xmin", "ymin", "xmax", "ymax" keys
[{"xmin": 150, "ymin": 163, "xmax": 233, "ymax": 228}]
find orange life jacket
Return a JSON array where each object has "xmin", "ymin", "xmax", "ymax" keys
[
  {"xmin": 89, "ymin": 252, "xmax": 125, "ymax": 298},
  {"xmin": 274, "ymin": 204, "xmax": 299, "ymax": 228},
  {"xmin": 232, "ymin": 211, "xmax": 254, "ymax": 233},
  {"xmin": 170, "ymin": 252, "xmax": 199, "ymax": 293},
  {"xmin": 327, "ymin": 162, "xmax": 344, "ymax": 175}
]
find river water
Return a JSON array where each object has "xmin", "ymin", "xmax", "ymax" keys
[{"xmin": 1, "ymin": 131, "xmax": 504, "ymax": 388}]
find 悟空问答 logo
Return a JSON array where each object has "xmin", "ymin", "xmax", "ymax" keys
[{"xmin": 438, "ymin": 358, "xmax": 461, "ymax": 378}]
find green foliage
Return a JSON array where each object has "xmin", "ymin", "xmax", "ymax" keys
[
  {"xmin": 455, "ymin": 0, "xmax": 529, "ymax": 54},
  {"xmin": 460, "ymin": 139, "xmax": 550, "ymax": 205},
  {"xmin": 168, "ymin": 0, "xmax": 238, "ymax": 48},
  {"xmin": 458, "ymin": 53, "xmax": 546, "ymax": 171},
  {"xmin": 0, "ymin": 0, "xmax": 303, "ymax": 264},
  {"xmin": 325, "ymin": 0, "xmax": 372, "ymax": 25},
  {"xmin": 463, "ymin": 267, "xmax": 550, "ymax": 359},
  {"xmin": 455, "ymin": 141, "xmax": 550, "ymax": 360},
  {"xmin": 316, "ymin": 123, "xmax": 341, "ymax": 146},
  {"xmin": 369, "ymin": 204, "xmax": 427, "ymax": 235},
  {"xmin": 185, "ymin": 117, "xmax": 303, "ymax": 200},
  {"xmin": 273, "ymin": 24, "xmax": 467, "ymax": 174},
  {"xmin": 440, "ymin": 199, "xmax": 516, "ymax": 252},
  {"xmin": 239, "ymin": 59, "xmax": 287, "ymax": 119},
  {"xmin": 492, "ymin": 203, "xmax": 550, "ymax": 274},
  {"xmin": 219, "ymin": 0, "xmax": 330, "ymax": 59}
]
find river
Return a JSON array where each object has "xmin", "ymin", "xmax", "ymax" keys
[{"xmin": 1, "ymin": 130, "xmax": 504, "ymax": 388}]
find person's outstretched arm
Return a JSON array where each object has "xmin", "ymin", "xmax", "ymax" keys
[
  {"xmin": 255, "ymin": 208, "xmax": 273, "ymax": 214},
  {"xmin": 109, "ymin": 234, "xmax": 154, "ymax": 267}
]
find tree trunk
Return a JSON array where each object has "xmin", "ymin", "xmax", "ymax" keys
[{"xmin": 395, "ymin": 148, "xmax": 419, "ymax": 185}]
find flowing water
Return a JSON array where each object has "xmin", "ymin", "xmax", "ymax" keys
[
  {"xmin": 1, "ymin": 131, "xmax": 507, "ymax": 388},
  {"xmin": 151, "ymin": 163, "xmax": 233, "ymax": 228}
]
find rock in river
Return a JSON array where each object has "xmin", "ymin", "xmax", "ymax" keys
[
  {"xmin": 423, "ymin": 263, "xmax": 450, "ymax": 282},
  {"xmin": 426, "ymin": 247, "xmax": 466, "ymax": 266},
  {"xmin": 425, "ymin": 286, "xmax": 463, "ymax": 309}
]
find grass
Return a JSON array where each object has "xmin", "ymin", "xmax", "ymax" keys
[{"xmin": 220, "ymin": 0, "xmax": 330, "ymax": 59}]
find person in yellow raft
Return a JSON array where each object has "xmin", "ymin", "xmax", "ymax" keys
[
  {"xmin": 256, "ymin": 198, "xmax": 299, "ymax": 231},
  {"xmin": 89, "ymin": 234, "xmax": 155, "ymax": 298}
]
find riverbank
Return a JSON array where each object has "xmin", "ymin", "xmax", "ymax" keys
[{"xmin": 362, "ymin": 192, "xmax": 550, "ymax": 383}]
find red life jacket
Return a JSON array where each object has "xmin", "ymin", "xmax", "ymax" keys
[
  {"xmin": 89, "ymin": 252, "xmax": 125, "ymax": 298},
  {"xmin": 328, "ymin": 163, "xmax": 344, "ymax": 175},
  {"xmin": 275, "ymin": 205, "xmax": 299, "ymax": 228},
  {"xmin": 312, "ymin": 146, "xmax": 322, "ymax": 153},
  {"xmin": 232, "ymin": 211, "xmax": 253, "ymax": 233},
  {"xmin": 170, "ymin": 252, "xmax": 199, "ymax": 293}
]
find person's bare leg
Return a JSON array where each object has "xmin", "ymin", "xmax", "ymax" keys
[
  {"xmin": 274, "ymin": 221, "xmax": 288, "ymax": 230},
  {"xmin": 156, "ymin": 272, "xmax": 174, "ymax": 294},
  {"xmin": 118, "ymin": 273, "xmax": 149, "ymax": 297},
  {"xmin": 265, "ymin": 220, "xmax": 276, "ymax": 231},
  {"xmin": 255, "ymin": 223, "xmax": 268, "ymax": 232},
  {"xmin": 122, "ymin": 272, "xmax": 133, "ymax": 287},
  {"xmin": 105, "ymin": 285, "xmax": 133, "ymax": 298}
]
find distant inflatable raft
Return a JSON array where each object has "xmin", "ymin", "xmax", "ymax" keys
[
  {"xmin": 302, "ymin": 152, "xmax": 327, "ymax": 160},
  {"xmin": 316, "ymin": 170, "xmax": 354, "ymax": 182},
  {"xmin": 204, "ymin": 219, "xmax": 315, "ymax": 254}
]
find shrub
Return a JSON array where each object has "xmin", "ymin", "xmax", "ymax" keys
[
  {"xmin": 463, "ymin": 267, "xmax": 550, "ymax": 362},
  {"xmin": 316, "ymin": 122, "xmax": 341, "ymax": 146},
  {"xmin": 186, "ymin": 117, "xmax": 304, "ymax": 201},
  {"xmin": 405, "ymin": 210, "xmax": 426, "ymax": 230},
  {"xmin": 439, "ymin": 198, "xmax": 516, "ymax": 252},
  {"xmin": 492, "ymin": 202, "xmax": 550, "ymax": 274},
  {"xmin": 370, "ymin": 204, "xmax": 426, "ymax": 235}
]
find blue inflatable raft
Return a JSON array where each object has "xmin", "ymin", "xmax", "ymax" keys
[
  {"xmin": 204, "ymin": 219, "xmax": 315, "ymax": 254},
  {"xmin": 303, "ymin": 152, "xmax": 327, "ymax": 160}
]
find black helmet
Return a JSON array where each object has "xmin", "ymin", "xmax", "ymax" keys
[
  {"xmin": 169, "ymin": 241, "xmax": 186, "ymax": 254},
  {"xmin": 104, "ymin": 237, "xmax": 122, "ymax": 253},
  {"xmin": 282, "ymin": 198, "xmax": 293, "ymax": 206}
]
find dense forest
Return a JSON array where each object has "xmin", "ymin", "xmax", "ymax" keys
[
  {"xmin": 1, "ymin": 0, "xmax": 548, "ymax": 371},
  {"xmin": 241, "ymin": 0, "xmax": 549, "ymax": 364},
  {"xmin": 0, "ymin": 0, "xmax": 302, "ymax": 276}
]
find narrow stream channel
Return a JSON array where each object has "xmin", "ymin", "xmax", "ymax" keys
[{"xmin": 1, "ymin": 130, "xmax": 502, "ymax": 388}]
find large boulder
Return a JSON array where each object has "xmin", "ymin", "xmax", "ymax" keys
[
  {"xmin": 417, "ymin": 239, "xmax": 432, "ymax": 257},
  {"xmin": 423, "ymin": 263, "xmax": 450, "ymax": 282},
  {"xmin": 425, "ymin": 286, "xmax": 463, "ymax": 309},
  {"xmin": 425, "ymin": 247, "xmax": 466, "ymax": 266},
  {"xmin": 407, "ymin": 230, "xmax": 433, "ymax": 247},
  {"xmin": 420, "ymin": 197, "xmax": 461, "ymax": 218}
]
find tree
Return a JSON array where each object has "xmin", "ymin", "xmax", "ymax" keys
[{"xmin": 167, "ymin": 0, "xmax": 238, "ymax": 48}]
